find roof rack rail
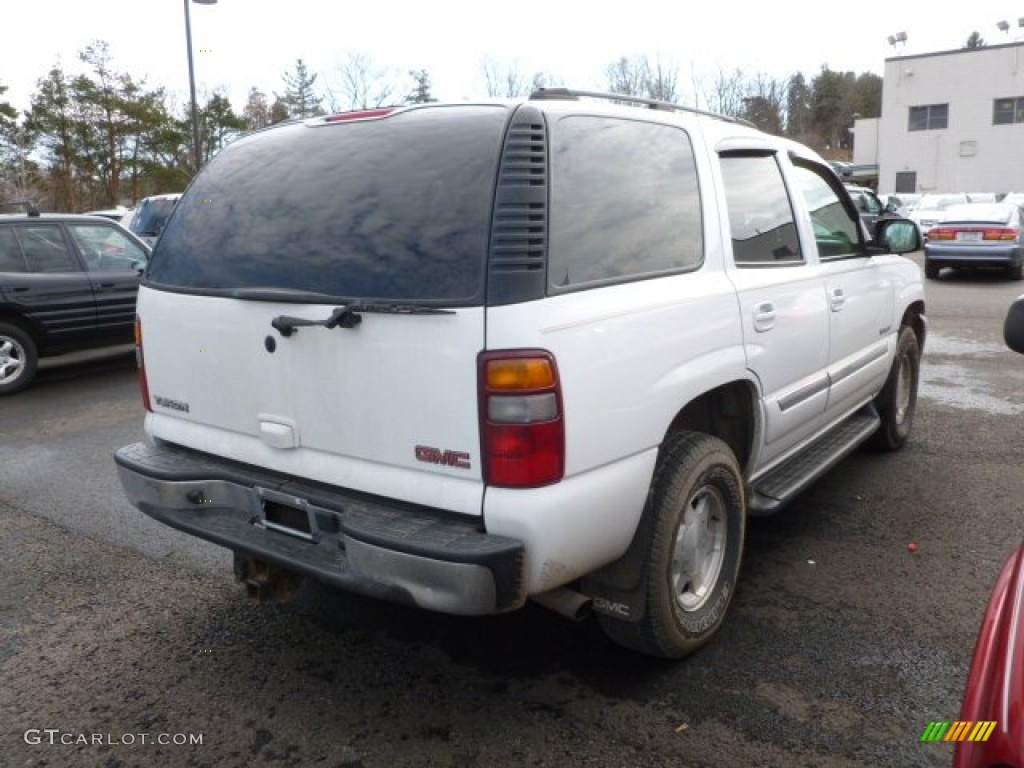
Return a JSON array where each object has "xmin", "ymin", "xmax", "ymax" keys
[
  {"xmin": 1, "ymin": 200, "xmax": 40, "ymax": 217},
  {"xmin": 529, "ymin": 87, "xmax": 755, "ymax": 128}
]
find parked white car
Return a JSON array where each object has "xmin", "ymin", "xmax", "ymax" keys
[{"xmin": 115, "ymin": 89, "xmax": 925, "ymax": 658}]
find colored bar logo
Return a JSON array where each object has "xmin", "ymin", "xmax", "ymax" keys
[{"xmin": 921, "ymin": 721, "xmax": 997, "ymax": 742}]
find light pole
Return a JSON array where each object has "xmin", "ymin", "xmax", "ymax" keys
[{"xmin": 185, "ymin": 0, "xmax": 217, "ymax": 174}]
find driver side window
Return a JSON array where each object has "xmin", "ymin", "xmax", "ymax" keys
[{"xmin": 791, "ymin": 166, "xmax": 860, "ymax": 259}]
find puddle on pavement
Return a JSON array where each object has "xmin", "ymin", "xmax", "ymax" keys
[
  {"xmin": 919, "ymin": 332, "xmax": 1024, "ymax": 414},
  {"xmin": 924, "ymin": 333, "xmax": 1005, "ymax": 357}
]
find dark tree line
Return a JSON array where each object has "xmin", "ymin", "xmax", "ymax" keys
[
  {"xmin": 604, "ymin": 55, "xmax": 881, "ymax": 157},
  {"xmin": 1, "ymin": 44, "xmax": 880, "ymax": 212}
]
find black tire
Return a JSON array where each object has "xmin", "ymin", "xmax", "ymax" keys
[
  {"xmin": 0, "ymin": 321, "xmax": 38, "ymax": 395},
  {"xmin": 868, "ymin": 324, "xmax": 920, "ymax": 451},
  {"xmin": 599, "ymin": 432, "xmax": 745, "ymax": 659},
  {"xmin": 924, "ymin": 260, "xmax": 940, "ymax": 279},
  {"xmin": 1010, "ymin": 262, "xmax": 1023, "ymax": 281}
]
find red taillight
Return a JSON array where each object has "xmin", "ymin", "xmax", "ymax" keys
[
  {"xmin": 134, "ymin": 315, "xmax": 151, "ymax": 412},
  {"xmin": 930, "ymin": 226, "xmax": 1018, "ymax": 241},
  {"xmin": 983, "ymin": 227, "xmax": 1018, "ymax": 241},
  {"xmin": 479, "ymin": 351, "xmax": 564, "ymax": 488},
  {"xmin": 324, "ymin": 108, "xmax": 396, "ymax": 123}
]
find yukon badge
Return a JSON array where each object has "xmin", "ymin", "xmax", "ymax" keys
[
  {"xmin": 415, "ymin": 445, "xmax": 471, "ymax": 470},
  {"xmin": 153, "ymin": 395, "xmax": 190, "ymax": 413}
]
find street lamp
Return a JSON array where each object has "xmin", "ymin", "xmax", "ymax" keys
[{"xmin": 185, "ymin": 0, "xmax": 217, "ymax": 174}]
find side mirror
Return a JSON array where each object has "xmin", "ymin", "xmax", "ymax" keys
[
  {"xmin": 873, "ymin": 218, "xmax": 921, "ymax": 253},
  {"xmin": 1004, "ymin": 296, "xmax": 1024, "ymax": 354}
]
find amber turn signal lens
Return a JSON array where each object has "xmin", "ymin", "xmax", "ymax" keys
[{"xmin": 486, "ymin": 358, "xmax": 555, "ymax": 390}]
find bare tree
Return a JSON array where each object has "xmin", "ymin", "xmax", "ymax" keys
[
  {"xmin": 328, "ymin": 53, "xmax": 397, "ymax": 112},
  {"xmin": 242, "ymin": 87, "xmax": 271, "ymax": 131},
  {"xmin": 700, "ymin": 67, "xmax": 749, "ymax": 118},
  {"xmin": 741, "ymin": 73, "xmax": 788, "ymax": 134},
  {"xmin": 482, "ymin": 57, "xmax": 528, "ymax": 98},
  {"xmin": 606, "ymin": 56, "xmax": 648, "ymax": 97},
  {"xmin": 645, "ymin": 58, "xmax": 679, "ymax": 102},
  {"xmin": 606, "ymin": 56, "xmax": 681, "ymax": 102}
]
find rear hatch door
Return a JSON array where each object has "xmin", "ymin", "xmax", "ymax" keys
[{"xmin": 140, "ymin": 105, "xmax": 511, "ymax": 516}]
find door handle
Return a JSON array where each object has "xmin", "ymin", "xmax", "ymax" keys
[
  {"xmin": 753, "ymin": 302, "xmax": 776, "ymax": 332},
  {"xmin": 830, "ymin": 288, "xmax": 845, "ymax": 311}
]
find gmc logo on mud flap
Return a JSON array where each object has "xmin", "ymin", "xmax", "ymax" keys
[
  {"xmin": 593, "ymin": 597, "xmax": 631, "ymax": 619},
  {"xmin": 414, "ymin": 445, "xmax": 471, "ymax": 470}
]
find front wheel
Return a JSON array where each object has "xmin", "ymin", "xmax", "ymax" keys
[
  {"xmin": 599, "ymin": 432, "xmax": 745, "ymax": 658},
  {"xmin": 0, "ymin": 322, "xmax": 38, "ymax": 395},
  {"xmin": 869, "ymin": 324, "xmax": 920, "ymax": 451}
]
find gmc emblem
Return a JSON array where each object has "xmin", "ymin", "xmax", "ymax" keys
[{"xmin": 414, "ymin": 445, "xmax": 471, "ymax": 470}]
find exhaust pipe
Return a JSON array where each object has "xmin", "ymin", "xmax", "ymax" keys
[
  {"xmin": 234, "ymin": 553, "xmax": 303, "ymax": 603},
  {"xmin": 531, "ymin": 587, "xmax": 593, "ymax": 621}
]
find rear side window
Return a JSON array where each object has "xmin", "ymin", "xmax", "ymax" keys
[
  {"xmin": 149, "ymin": 106, "xmax": 509, "ymax": 304},
  {"xmin": 0, "ymin": 227, "xmax": 26, "ymax": 272},
  {"xmin": 720, "ymin": 153, "xmax": 802, "ymax": 266},
  {"xmin": 548, "ymin": 116, "xmax": 703, "ymax": 290},
  {"xmin": 17, "ymin": 225, "xmax": 78, "ymax": 273}
]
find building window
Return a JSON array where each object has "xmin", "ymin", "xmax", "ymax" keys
[
  {"xmin": 993, "ymin": 97, "xmax": 1024, "ymax": 125},
  {"xmin": 908, "ymin": 104, "xmax": 948, "ymax": 131}
]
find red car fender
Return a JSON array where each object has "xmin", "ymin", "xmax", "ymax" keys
[{"xmin": 954, "ymin": 542, "xmax": 1024, "ymax": 768}]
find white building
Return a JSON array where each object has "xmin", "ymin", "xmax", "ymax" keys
[{"xmin": 853, "ymin": 41, "xmax": 1024, "ymax": 194}]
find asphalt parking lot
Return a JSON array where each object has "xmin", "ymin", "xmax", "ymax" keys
[{"xmin": 2, "ymin": 253, "xmax": 1022, "ymax": 767}]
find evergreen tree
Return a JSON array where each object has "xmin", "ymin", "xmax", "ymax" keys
[
  {"xmin": 25, "ymin": 65, "xmax": 80, "ymax": 210},
  {"xmin": 199, "ymin": 92, "xmax": 246, "ymax": 162},
  {"xmin": 785, "ymin": 72, "xmax": 811, "ymax": 139},
  {"xmin": 406, "ymin": 69, "xmax": 436, "ymax": 104},
  {"xmin": 279, "ymin": 59, "xmax": 323, "ymax": 118},
  {"xmin": 269, "ymin": 97, "xmax": 290, "ymax": 125}
]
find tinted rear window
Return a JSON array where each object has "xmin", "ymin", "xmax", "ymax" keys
[{"xmin": 149, "ymin": 105, "xmax": 509, "ymax": 304}]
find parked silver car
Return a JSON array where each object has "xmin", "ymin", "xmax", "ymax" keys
[{"xmin": 924, "ymin": 202, "xmax": 1024, "ymax": 279}]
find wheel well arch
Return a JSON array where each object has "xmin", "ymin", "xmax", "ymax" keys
[
  {"xmin": 663, "ymin": 380, "xmax": 758, "ymax": 475},
  {"xmin": 0, "ymin": 310, "xmax": 42, "ymax": 347},
  {"xmin": 901, "ymin": 300, "xmax": 926, "ymax": 348}
]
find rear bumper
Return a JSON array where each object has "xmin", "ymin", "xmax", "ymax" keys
[
  {"xmin": 114, "ymin": 441, "xmax": 526, "ymax": 615},
  {"xmin": 925, "ymin": 243, "xmax": 1022, "ymax": 268}
]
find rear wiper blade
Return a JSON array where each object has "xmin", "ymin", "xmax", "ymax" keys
[
  {"xmin": 344, "ymin": 302, "xmax": 456, "ymax": 316},
  {"xmin": 230, "ymin": 287, "xmax": 339, "ymax": 303},
  {"xmin": 271, "ymin": 303, "xmax": 455, "ymax": 337}
]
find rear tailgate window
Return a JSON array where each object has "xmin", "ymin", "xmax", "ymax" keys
[{"xmin": 148, "ymin": 105, "xmax": 510, "ymax": 304}]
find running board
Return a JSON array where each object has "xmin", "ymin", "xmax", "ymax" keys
[{"xmin": 749, "ymin": 407, "xmax": 880, "ymax": 516}]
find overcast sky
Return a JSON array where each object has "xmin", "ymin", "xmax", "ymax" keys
[{"xmin": 2, "ymin": 0, "xmax": 1023, "ymax": 115}]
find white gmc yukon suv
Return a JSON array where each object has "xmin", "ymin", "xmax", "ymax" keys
[{"xmin": 115, "ymin": 89, "xmax": 925, "ymax": 658}]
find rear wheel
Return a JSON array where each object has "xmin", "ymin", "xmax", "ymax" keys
[
  {"xmin": 0, "ymin": 322, "xmax": 38, "ymax": 395},
  {"xmin": 599, "ymin": 432, "xmax": 745, "ymax": 658},
  {"xmin": 869, "ymin": 324, "xmax": 920, "ymax": 451},
  {"xmin": 924, "ymin": 260, "xmax": 940, "ymax": 279},
  {"xmin": 1009, "ymin": 262, "xmax": 1023, "ymax": 281}
]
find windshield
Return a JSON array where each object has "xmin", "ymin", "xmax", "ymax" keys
[
  {"xmin": 131, "ymin": 197, "xmax": 179, "ymax": 237},
  {"xmin": 148, "ymin": 106, "xmax": 508, "ymax": 304},
  {"xmin": 917, "ymin": 194, "xmax": 964, "ymax": 211}
]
